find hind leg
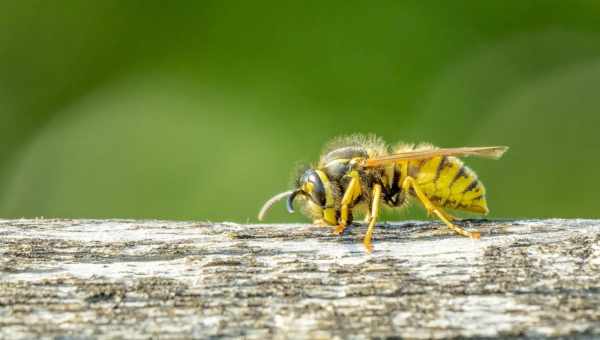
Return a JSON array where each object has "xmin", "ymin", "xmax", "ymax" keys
[
  {"xmin": 363, "ymin": 210, "xmax": 371, "ymax": 223},
  {"xmin": 402, "ymin": 176, "xmax": 480, "ymax": 239},
  {"xmin": 436, "ymin": 208, "xmax": 459, "ymax": 223}
]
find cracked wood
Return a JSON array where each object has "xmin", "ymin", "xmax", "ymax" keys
[{"xmin": 1, "ymin": 218, "xmax": 600, "ymax": 338}]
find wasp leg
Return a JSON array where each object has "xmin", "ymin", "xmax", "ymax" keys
[
  {"xmin": 363, "ymin": 183, "xmax": 382, "ymax": 252},
  {"xmin": 402, "ymin": 176, "xmax": 480, "ymax": 239},
  {"xmin": 333, "ymin": 171, "xmax": 362, "ymax": 235},
  {"xmin": 436, "ymin": 208, "xmax": 459, "ymax": 223},
  {"xmin": 363, "ymin": 210, "xmax": 371, "ymax": 223}
]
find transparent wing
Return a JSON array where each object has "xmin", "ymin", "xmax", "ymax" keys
[{"xmin": 364, "ymin": 146, "xmax": 508, "ymax": 167}]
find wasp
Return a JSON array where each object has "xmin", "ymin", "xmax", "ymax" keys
[{"xmin": 258, "ymin": 135, "xmax": 508, "ymax": 252}]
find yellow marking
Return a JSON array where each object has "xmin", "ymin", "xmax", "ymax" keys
[
  {"xmin": 447, "ymin": 168, "xmax": 472, "ymax": 208},
  {"xmin": 303, "ymin": 182, "xmax": 314, "ymax": 192},
  {"xmin": 463, "ymin": 184, "xmax": 484, "ymax": 200},
  {"xmin": 427, "ymin": 157, "xmax": 460, "ymax": 205},
  {"xmin": 460, "ymin": 179, "xmax": 488, "ymax": 214},
  {"xmin": 402, "ymin": 156, "xmax": 490, "ymax": 214},
  {"xmin": 440, "ymin": 160, "xmax": 489, "ymax": 213},
  {"xmin": 334, "ymin": 171, "xmax": 362, "ymax": 234},
  {"xmin": 402, "ymin": 176, "xmax": 480, "ymax": 239},
  {"xmin": 464, "ymin": 197, "xmax": 489, "ymax": 214},
  {"xmin": 401, "ymin": 161, "xmax": 408, "ymax": 182},
  {"xmin": 363, "ymin": 183, "xmax": 382, "ymax": 253},
  {"xmin": 315, "ymin": 170, "xmax": 337, "ymax": 225},
  {"xmin": 430, "ymin": 157, "xmax": 463, "ymax": 206},
  {"xmin": 322, "ymin": 208, "xmax": 337, "ymax": 225},
  {"xmin": 417, "ymin": 181, "xmax": 435, "ymax": 195},
  {"xmin": 450, "ymin": 170, "xmax": 472, "ymax": 194},
  {"xmin": 314, "ymin": 170, "xmax": 334, "ymax": 205},
  {"xmin": 414, "ymin": 157, "xmax": 442, "ymax": 195},
  {"xmin": 415, "ymin": 156, "xmax": 443, "ymax": 185},
  {"xmin": 466, "ymin": 204, "xmax": 488, "ymax": 214}
]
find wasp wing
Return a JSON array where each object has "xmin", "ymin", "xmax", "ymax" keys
[{"xmin": 364, "ymin": 146, "xmax": 508, "ymax": 167}]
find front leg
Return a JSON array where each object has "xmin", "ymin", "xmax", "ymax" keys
[
  {"xmin": 333, "ymin": 171, "xmax": 362, "ymax": 235},
  {"xmin": 363, "ymin": 183, "xmax": 382, "ymax": 252}
]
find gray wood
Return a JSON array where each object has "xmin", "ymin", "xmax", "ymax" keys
[{"xmin": 1, "ymin": 218, "xmax": 599, "ymax": 339}]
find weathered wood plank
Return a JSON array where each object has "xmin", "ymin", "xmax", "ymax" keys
[{"xmin": 1, "ymin": 218, "xmax": 599, "ymax": 338}]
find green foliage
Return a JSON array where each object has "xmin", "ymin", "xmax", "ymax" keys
[{"xmin": 1, "ymin": 1, "xmax": 599, "ymax": 221}]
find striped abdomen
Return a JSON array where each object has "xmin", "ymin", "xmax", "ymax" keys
[{"xmin": 405, "ymin": 156, "xmax": 488, "ymax": 214}]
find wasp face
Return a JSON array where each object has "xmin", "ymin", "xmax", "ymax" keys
[{"xmin": 287, "ymin": 168, "xmax": 338, "ymax": 225}]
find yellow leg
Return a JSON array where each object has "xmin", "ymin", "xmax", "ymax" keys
[
  {"xmin": 333, "ymin": 171, "xmax": 362, "ymax": 235},
  {"xmin": 363, "ymin": 183, "xmax": 382, "ymax": 252},
  {"xmin": 363, "ymin": 210, "xmax": 371, "ymax": 223},
  {"xmin": 436, "ymin": 208, "xmax": 459, "ymax": 223},
  {"xmin": 402, "ymin": 176, "xmax": 480, "ymax": 239}
]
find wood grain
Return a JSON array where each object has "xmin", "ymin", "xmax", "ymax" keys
[{"xmin": 1, "ymin": 218, "xmax": 599, "ymax": 338}]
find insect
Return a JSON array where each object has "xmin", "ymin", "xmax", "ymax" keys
[{"xmin": 258, "ymin": 135, "xmax": 508, "ymax": 252}]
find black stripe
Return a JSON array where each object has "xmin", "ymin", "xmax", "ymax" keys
[
  {"xmin": 383, "ymin": 167, "xmax": 401, "ymax": 205},
  {"xmin": 434, "ymin": 156, "xmax": 447, "ymax": 182},
  {"xmin": 450, "ymin": 166, "xmax": 467, "ymax": 187},
  {"xmin": 463, "ymin": 179, "xmax": 479, "ymax": 194},
  {"xmin": 391, "ymin": 167, "xmax": 400, "ymax": 195}
]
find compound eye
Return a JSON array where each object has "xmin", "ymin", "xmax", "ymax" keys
[
  {"xmin": 300, "ymin": 170, "xmax": 326, "ymax": 207},
  {"xmin": 310, "ymin": 185, "xmax": 326, "ymax": 207}
]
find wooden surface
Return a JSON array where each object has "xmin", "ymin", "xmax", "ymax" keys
[{"xmin": 1, "ymin": 218, "xmax": 600, "ymax": 339}]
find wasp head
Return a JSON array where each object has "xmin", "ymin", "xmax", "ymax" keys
[
  {"xmin": 287, "ymin": 168, "xmax": 338, "ymax": 225},
  {"xmin": 258, "ymin": 168, "xmax": 339, "ymax": 225}
]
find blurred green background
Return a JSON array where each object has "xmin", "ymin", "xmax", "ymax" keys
[{"xmin": 1, "ymin": 1, "xmax": 599, "ymax": 222}]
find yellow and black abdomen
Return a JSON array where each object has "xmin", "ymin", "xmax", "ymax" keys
[{"xmin": 407, "ymin": 156, "xmax": 489, "ymax": 214}]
